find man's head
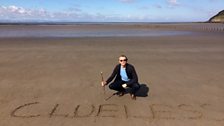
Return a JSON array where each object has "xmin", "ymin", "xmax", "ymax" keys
[{"xmin": 119, "ymin": 55, "xmax": 128, "ymax": 67}]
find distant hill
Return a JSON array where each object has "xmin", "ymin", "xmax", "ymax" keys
[{"xmin": 209, "ymin": 10, "xmax": 224, "ymax": 23}]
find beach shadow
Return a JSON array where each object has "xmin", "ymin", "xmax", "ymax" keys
[
  {"xmin": 125, "ymin": 83, "xmax": 149, "ymax": 97},
  {"xmin": 135, "ymin": 84, "xmax": 149, "ymax": 97}
]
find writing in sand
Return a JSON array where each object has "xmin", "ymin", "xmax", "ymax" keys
[{"xmin": 10, "ymin": 101, "xmax": 224, "ymax": 122}]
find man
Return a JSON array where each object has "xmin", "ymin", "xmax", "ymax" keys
[{"xmin": 101, "ymin": 55, "xmax": 140, "ymax": 100}]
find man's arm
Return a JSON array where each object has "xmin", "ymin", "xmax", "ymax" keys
[
  {"xmin": 126, "ymin": 65, "xmax": 138, "ymax": 86},
  {"xmin": 105, "ymin": 65, "xmax": 119, "ymax": 84}
]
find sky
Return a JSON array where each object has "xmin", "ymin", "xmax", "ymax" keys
[{"xmin": 0, "ymin": 0, "xmax": 223, "ymax": 22}]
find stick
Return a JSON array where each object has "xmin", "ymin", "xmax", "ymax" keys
[
  {"xmin": 101, "ymin": 72, "xmax": 118, "ymax": 101},
  {"xmin": 105, "ymin": 92, "xmax": 118, "ymax": 101},
  {"xmin": 101, "ymin": 72, "xmax": 105, "ymax": 95}
]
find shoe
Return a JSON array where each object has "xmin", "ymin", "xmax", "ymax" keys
[
  {"xmin": 118, "ymin": 91, "xmax": 124, "ymax": 97},
  {"xmin": 130, "ymin": 94, "xmax": 136, "ymax": 100}
]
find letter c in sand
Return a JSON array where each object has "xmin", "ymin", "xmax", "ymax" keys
[{"xmin": 11, "ymin": 102, "xmax": 40, "ymax": 118}]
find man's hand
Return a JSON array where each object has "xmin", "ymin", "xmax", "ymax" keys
[
  {"xmin": 122, "ymin": 83, "xmax": 128, "ymax": 89},
  {"xmin": 101, "ymin": 81, "xmax": 107, "ymax": 87}
]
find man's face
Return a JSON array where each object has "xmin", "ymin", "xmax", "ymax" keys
[{"xmin": 119, "ymin": 56, "xmax": 127, "ymax": 66}]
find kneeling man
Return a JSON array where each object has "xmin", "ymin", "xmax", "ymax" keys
[{"xmin": 102, "ymin": 55, "xmax": 140, "ymax": 100}]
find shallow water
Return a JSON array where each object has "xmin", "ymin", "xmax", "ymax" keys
[{"xmin": 0, "ymin": 25, "xmax": 192, "ymax": 38}]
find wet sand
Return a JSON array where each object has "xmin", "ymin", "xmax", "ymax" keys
[{"xmin": 0, "ymin": 24, "xmax": 224, "ymax": 126}]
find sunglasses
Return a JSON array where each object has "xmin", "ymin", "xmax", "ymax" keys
[{"xmin": 119, "ymin": 59, "xmax": 127, "ymax": 62}]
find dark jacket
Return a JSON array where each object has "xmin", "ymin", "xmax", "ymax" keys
[{"xmin": 106, "ymin": 63, "xmax": 138, "ymax": 86}]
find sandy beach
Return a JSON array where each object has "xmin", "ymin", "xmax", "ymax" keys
[{"xmin": 0, "ymin": 24, "xmax": 224, "ymax": 126}]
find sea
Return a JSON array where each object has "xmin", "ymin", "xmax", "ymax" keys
[{"xmin": 0, "ymin": 22, "xmax": 196, "ymax": 38}]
